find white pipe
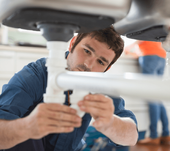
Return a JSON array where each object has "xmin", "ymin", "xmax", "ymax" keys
[
  {"xmin": 70, "ymin": 90, "xmax": 89, "ymax": 117},
  {"xmin": 1, "ymin": 25, "xmax": 8, "ymax": 44},
  {"xmin": 44, "ymin": 41, "xmax": 68, "ymax": 104},
  {"xmin": 56, "ymin": 71, "xmax": 170, "ymax": 101},
  {"xmin": 44, "ymin": 41, "xmax": 87, "ymax": 117}
]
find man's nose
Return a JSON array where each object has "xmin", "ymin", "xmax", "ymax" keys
[{"xmin": 84, "ymin": 58, "xmax": 95, "ymax": 69}]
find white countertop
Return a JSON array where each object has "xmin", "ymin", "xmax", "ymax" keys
[
  {"xmin": 0, "ymin": 45, "xmax": 48, "ymax": 53},
  {"xmin": 0, "ymin": 45, "xmax": 137, "ymax": 60}
]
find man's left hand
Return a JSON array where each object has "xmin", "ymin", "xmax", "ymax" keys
[{"xmin": 77, "ymin": 94, "xmax": 114, "ymax": 132}]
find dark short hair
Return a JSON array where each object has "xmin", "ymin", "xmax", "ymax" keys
[{"xmin": 71, "ymin": 26, "xmax": 124, "ymax": 71}]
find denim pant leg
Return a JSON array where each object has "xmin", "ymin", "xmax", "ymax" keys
[
  {"xmin": 160, "ymin": 103, "xmax": 169, "ymax": 137},
  {"xmin": 149, "ymin": 102, "xmax": 160, "ymax": 138},
  {"xmin": 138, "ymin": 56, "xmax": 165, "ymax": 75}
]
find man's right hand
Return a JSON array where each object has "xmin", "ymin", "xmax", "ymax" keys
[{"xmin": 24, "ymin": 103, "xmax": 82, "ymax": 139}]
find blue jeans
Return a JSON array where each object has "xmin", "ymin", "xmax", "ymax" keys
[
  {"xmin": 138, "ymin": 55, "xmax": 169, "ymax": 138},
  {"xmin": 149, "ymin": 103, "xmax": 169, "ymax": 138},
  {"xmin": 138, "ymin": 55, "xmax": 165, "ymax": 75}
]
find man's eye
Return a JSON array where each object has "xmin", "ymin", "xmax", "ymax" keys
[
  {"xmin": 98, "ymin": 60, "xmax": 104, "ymax": 65},
  {"xmin": 84, "ymin": 49, "xmax": 91, "ymax": 54}
]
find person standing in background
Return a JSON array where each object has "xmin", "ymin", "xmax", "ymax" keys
[{"xmin": 125, "ymin": 40, "xmax": 170, "ymax": 145}]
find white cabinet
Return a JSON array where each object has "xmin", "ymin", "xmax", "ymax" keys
[
  {"xmin": 15, "ymin": 52, "xmax": 48, "ymax": 72},
  {"xmin": 0, "ymin": 46, "xmax": 48, "ymax": 93},
  {"xmin": 108, "ymin": 55, "xmax": 140, "ymax": 74},
  {"xmin": 0, "ymin": 51, "xmax": 15, "ymax": 75}
]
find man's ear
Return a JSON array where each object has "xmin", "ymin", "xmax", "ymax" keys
[{"xmin": 69, "ymin": 36, "xmax": 77, "ymax": 52}]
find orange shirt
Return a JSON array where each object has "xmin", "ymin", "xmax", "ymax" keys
[{"xmin": 138, "ymin": 41, "xmax": 166, "ymax": 58}]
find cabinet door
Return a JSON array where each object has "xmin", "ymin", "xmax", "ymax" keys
[
  {"xmin": 0, "ymin": 51, "xmax": 15, "ymax": 75},
  {"xmin": 15, "ymin": 52, "xmax": 48, "ymax": 72},
  {"xmin": 0, "ymin": 50, "xmax": 16, "ymax": 94}
]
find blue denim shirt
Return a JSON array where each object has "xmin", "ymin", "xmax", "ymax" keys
[{"xmin": 0, "ymin": 58, "xmax": 137, "ymax": 151}]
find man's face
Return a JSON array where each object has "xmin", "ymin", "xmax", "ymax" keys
[{"xmin": 67, "ymin": 36, "xmax": 116, "ymax": 72}]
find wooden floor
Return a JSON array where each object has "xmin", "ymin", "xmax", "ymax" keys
[{"xmin": 130, "ymin": 144, "xmax": 170, "ymax": 151}]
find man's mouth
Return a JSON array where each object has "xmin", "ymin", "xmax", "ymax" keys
[
  {"xmin": 77, "ymin": 67, "xmax": 83, "ymax": 71},
  {"xmin": 72, "ymin": 67, "xmax": 83, "ymax": 71}
]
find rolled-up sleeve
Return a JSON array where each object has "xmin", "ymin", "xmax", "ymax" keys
[{"xmin": 104, "ymin": 97, "xmax": 138, "ymax": 147}]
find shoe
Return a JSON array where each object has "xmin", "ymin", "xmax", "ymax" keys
[
  {"xmin": 137, "ymin": 137, "xmax": 160, "ymax": 145},
  {"xmin": 160, "ymin": 136, "xmax": 170, "ymax": 145}
]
